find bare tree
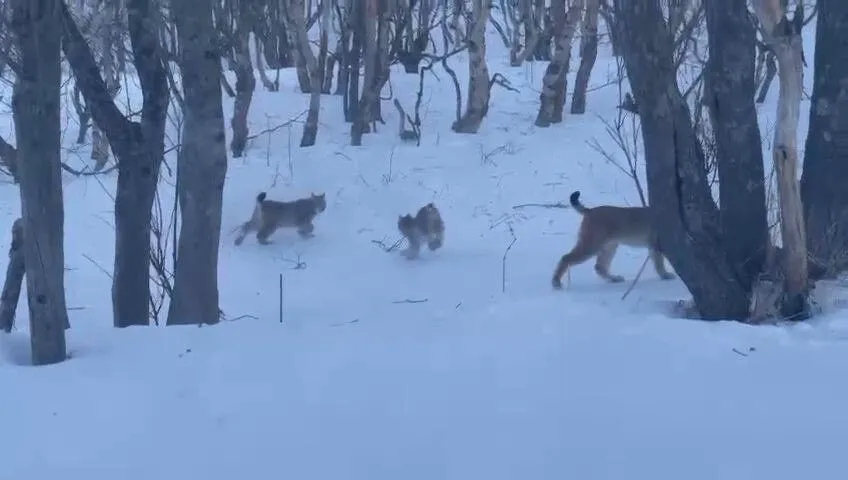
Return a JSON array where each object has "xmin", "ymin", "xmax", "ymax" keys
[
  {"xmin": 535, "ymin": 0, "xmax": 584, "ymax": 127},
  {"xmin": 286, "ymin": 0, "xmax": 325, "ymax": 146},
  {"xmin": 452, "ymin": 0, "xmax": 491, "ymax": 133},
  {"xmin": 570, "ymin": 0, "xmax": 598, "ymax": 114},
  {"xmin": 752, "ymin": 0, "xmax": 809, "ymax": 317},
  {"xmin": 167, "ymin": 0, "xmax": 228, "ymax": 325},
  {"xmin": 801, "ymin": 0, "xmax": 848, "ymax": 278},
  {"xmin": 61, "ymin": 0, "xmax": 170, "ymax": 327},
  {"xmin": 704, "ymin": 0, "xmax": 768, "ymax": 290},
  {"xmin": 10, "ymin": 0, "xmax": 68, "ymax": 364},
  {"xmin": 612, "ymin": 0, "xmax": 752, "ymax": 320},
  {"xmin": 229, "ymin": 0, "xmax": 257, "ymax": 157}
]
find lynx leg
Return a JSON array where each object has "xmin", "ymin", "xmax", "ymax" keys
[
  {"xmin": 297, "ymin": 222, "xmax": 315, "ymax": 239},
  {"xmin": 256, "ymin": 223, "xmax": 277, "ymax": 245},
  {"xmin": 552, "ymin": 240, "xmax": 600, "ymax": 289},
  {"xmin": 651, "ymin": 249, "xmax": 676, "ymax": 280},
  {"xmin": 595, "ymin": 243, "xmax": 625, "ymax": 283}
]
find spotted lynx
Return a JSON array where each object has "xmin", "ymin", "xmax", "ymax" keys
[{"xmin": 234, "ymin": 191, "xmax": 326, "ymax": 246}]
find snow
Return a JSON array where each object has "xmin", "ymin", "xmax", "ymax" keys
[{"xmin": 2, "ymin": 18, "xmax": 848, "ymax": 480}]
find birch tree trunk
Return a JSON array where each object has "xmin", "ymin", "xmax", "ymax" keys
[
  {"xmin": 350, "ymin": 0, "xmax": 377, "ymax": 144},
  {"xmin": 167, "ymin": 0, "xmax": 228, "ymax": 326},
  {"xmin": 11, "ymin": 0, "xmax": 69, "ymax": 364},
  {"xmin": 451, "ymin": 0, "xmax": 491, "ymax": 134},
  {"xmin": 570, "ymin": 0, "xmax": 599, "ymax": 114},
  {"xmin": 535, "ymin": 0, "xmax": 584, "ymax": 127},
  {"xmin": 800, "ymin": 0, "xmax": 848, "ymax": 277},
  {"xmin": 752, "ymin": 0, "xmax": 810, "ymax": 318}
]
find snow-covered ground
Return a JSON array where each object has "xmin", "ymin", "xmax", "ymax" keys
[{"xmin": 3, "ymin": 19, "xmax": 848, "ymax": 480}]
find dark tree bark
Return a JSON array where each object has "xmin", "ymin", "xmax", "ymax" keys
[
  {"xmin": 0, "ymin": 134, "xmax": 19, "ymax": 182},
  {"xmin": 61, "ymin": 0, "xmax": 170, "ymax": 328},
  {"xmin": 229, "ymin": 0, "xmax": 257, "ymax": 158},
  {"xmin": 570, "ymin": 0, "xmax": 599, "ymax": 114},
  {"xmin": 535, "ymin": 0, "xmax": 582, "ymax": 127},
  {"xmin": 345, "ymin": 0, "xmax": 363, "ymax": 123},
  {"xmin": 704, "ymin": 0, "xmax": 769, "ymax": 289},
  {"xmin": 801, "ymin": 0, "xmax": 848, "ymax": 276},
  {"xmin": 0, "ymin": 218, "xmax": 24, "ymax": 333},
  {"xmin": 167, "ymin": 0, "xmax": 228, "ymax": 326},
  {"xmin": 613, "ymin": 0, "xmax": 751, "ymax": 320},
  {"xmin": 11, "ymin": 0, "xmax": 68, "ymax": 364}
]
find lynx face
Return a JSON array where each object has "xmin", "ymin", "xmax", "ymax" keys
[
  {"xmin": 398, "ymin": 203, "xmax": 445, "ymax": 259},
  {"xmin": 551, "ymin": 191, "xmax": 676, "ymax": 289},
  {"xmin": 234, "ymin": 192, "xmax": 326, "ymax": 246}
]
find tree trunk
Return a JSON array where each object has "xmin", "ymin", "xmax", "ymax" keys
[
  {"xmin": 10, "ymin": 0, "xmax": 69, "ymax": 364},
  {"xmin": 451, "ymin": 0, "xmax": 491, "ymax": 134},
  {"xmin": 752, "ymin": 0, "xmax": 810, "ymax": 318},
  {"xmin": 345, "ymin": 0, "xmax": 362, "ymax": 123},
  {"xmin": 61, "ymin": 0, "xmax": 170, "ymax": 328},
  {"xmin": 230, "ymin": 1, "xmax": 256, "ymax": 158},
  {"xmin": 613, "ymin": 0, "xmax": 751, "ymax": 321},
  {"xmin": 535, "ymin": 0, "xmax": 583, "ymax": 127},
  {"xmin": 351, "ymin": 0, "xmax": 377, "ymax": 144},
  {"xmin": 91, "ymin": 0, "xmax": 119, "ymax": 171},
  {"xmin": 167, "ymin": 0, "xmax": 228, "ymax": 326},
  {"xmin": 704, "ymin": 0, "xmax": 769, "ymax": 289},
  {"xmin": 801, "ymin": 0, "xmax": 848, "ymax": 277},
  {"xmin": 570, "ymin": 0, "xmax": 598, "ymax": 114},
  {"xmin": 287, "ymin": 0, "xmax": 324, "ymax": 147},
  {"xmin": 0, "ymin": 218, "xmax": 24, "ymax": 333}
]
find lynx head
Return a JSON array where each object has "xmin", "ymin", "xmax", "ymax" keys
[{"xmin": 310, "ymin": 192, "xmax": 327, "ymax": 213}]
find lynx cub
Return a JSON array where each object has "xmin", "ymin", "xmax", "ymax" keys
[
  {"xmin": 551, "ymin": 191, "xmax": 675, "ymax": 289},
  {"xmin": 234, "ymin": 191, "xmax": 326, "ymax": 246},
  {"xmin": 397, "ymin": 203, "xmax": 445, "ymax": 259}
]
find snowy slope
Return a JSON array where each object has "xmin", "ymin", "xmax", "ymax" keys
[{"xmin": 2, "ymin": 17, "xmax": 848, "ymax": 480}]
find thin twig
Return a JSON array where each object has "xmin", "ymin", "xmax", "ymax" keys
[
  {"xmin": 621, "ymin": 254, "xmax": 650, "ymax": 300},
  {"xmin": 512, "ymin": 202, "xmax": 570, "ymax": 210}
]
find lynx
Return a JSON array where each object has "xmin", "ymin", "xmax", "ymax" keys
[
  {"xmin": 397, "ymin": 203, "xmax": 445, "ymax": 259},
  {"xmin": 234, "ymin": 191, "xmax": 326, "ymax": 246},
  {"xmin": 551, "ymin": 191, "xmax": 675, "ymax": 289}
]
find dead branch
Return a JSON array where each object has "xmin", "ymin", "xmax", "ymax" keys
[{"xmin": 512, "ymin": 202, "xmax": 570, "ymax": 210}]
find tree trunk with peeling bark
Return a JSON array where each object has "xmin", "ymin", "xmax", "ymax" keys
[
  {"xmin": 166, "ymin": 0, "xmax": 228, "ymax": 326},
  {"xmin": 452, "ymin": 0, "xmax": 491, "ymax": 134},
  {"xmin": 704, "ymin": 0, "xmax": 769, "ymax": 291},
  {"xmin": 570, "ymin": 0, "xmax": 598, "ymax": 114},
  {"xmin": 10, "ymin": 0, "xmax": 69, "ymax": 364},
  {"xmin": 535, "ymin": 0, "xmax": 584, "ymax": 127},
  {"xmin": 752, "ymin": 0, "xmax": 810, "ymax": 319},
  {"xmin": 801, "ymin": 0, "xmax": 848, "ymax": 278},
  {"xmin": 613, "ymin": 0, "xmax": 752, "ymax": 321}
]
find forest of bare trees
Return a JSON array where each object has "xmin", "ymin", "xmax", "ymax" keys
[{"xmin": 0, "ymin": 0, "xmax": 845, "ymax": 364}]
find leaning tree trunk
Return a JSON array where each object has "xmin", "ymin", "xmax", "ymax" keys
[
  {"xmin": 535, "ymin": 0, "xmax": 584, "ymax": 127},
  {"xmin": 752, "ymin": 0, "xmax": 810, "ymax": 319},
  {"xmin": 704, "ymin": 0, "xmax": 769, "ymax": 290},
  {"xmin": 451, "ymin": 0, "xmax": 491, "ymax": 134},
  {"xmin": 0, "ymin": 218, "xmax": 24, "ymax": 333},
  {"xmin": 800, "ymin": 0, "xmax": 848, "ymax": 277},
  {"xmin": 10, "ymin": 0, "xmax": 69, "ymax": 365},
  {"xmin": 91, "ymin": 0, "xmax": 119, "ymax": 171},
  {"xmin": 167, "ymin": 0, "xmax": 228, "ymax": 326},
  {"xmin": 230, "ymin": 0, "xmax": 257, "ymax": 158},
  {"xmin": 61, "ymin": 0, "xmax": 170, "ymax": 327},
  {"xmin": 287, "ymin": 0, "xmax": 324, "ymax": 146},
  {"xmin": 613, "ymin": 0, "xmax": 751, "ymax": 321},
  {"xmin": 570, "ymin": 0, "xmax": 598, "ymax": 114}
]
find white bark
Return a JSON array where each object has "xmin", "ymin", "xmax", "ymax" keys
[{"xmin": 752, "ymin": 0, "xmax": 809, "ymax": 305}]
